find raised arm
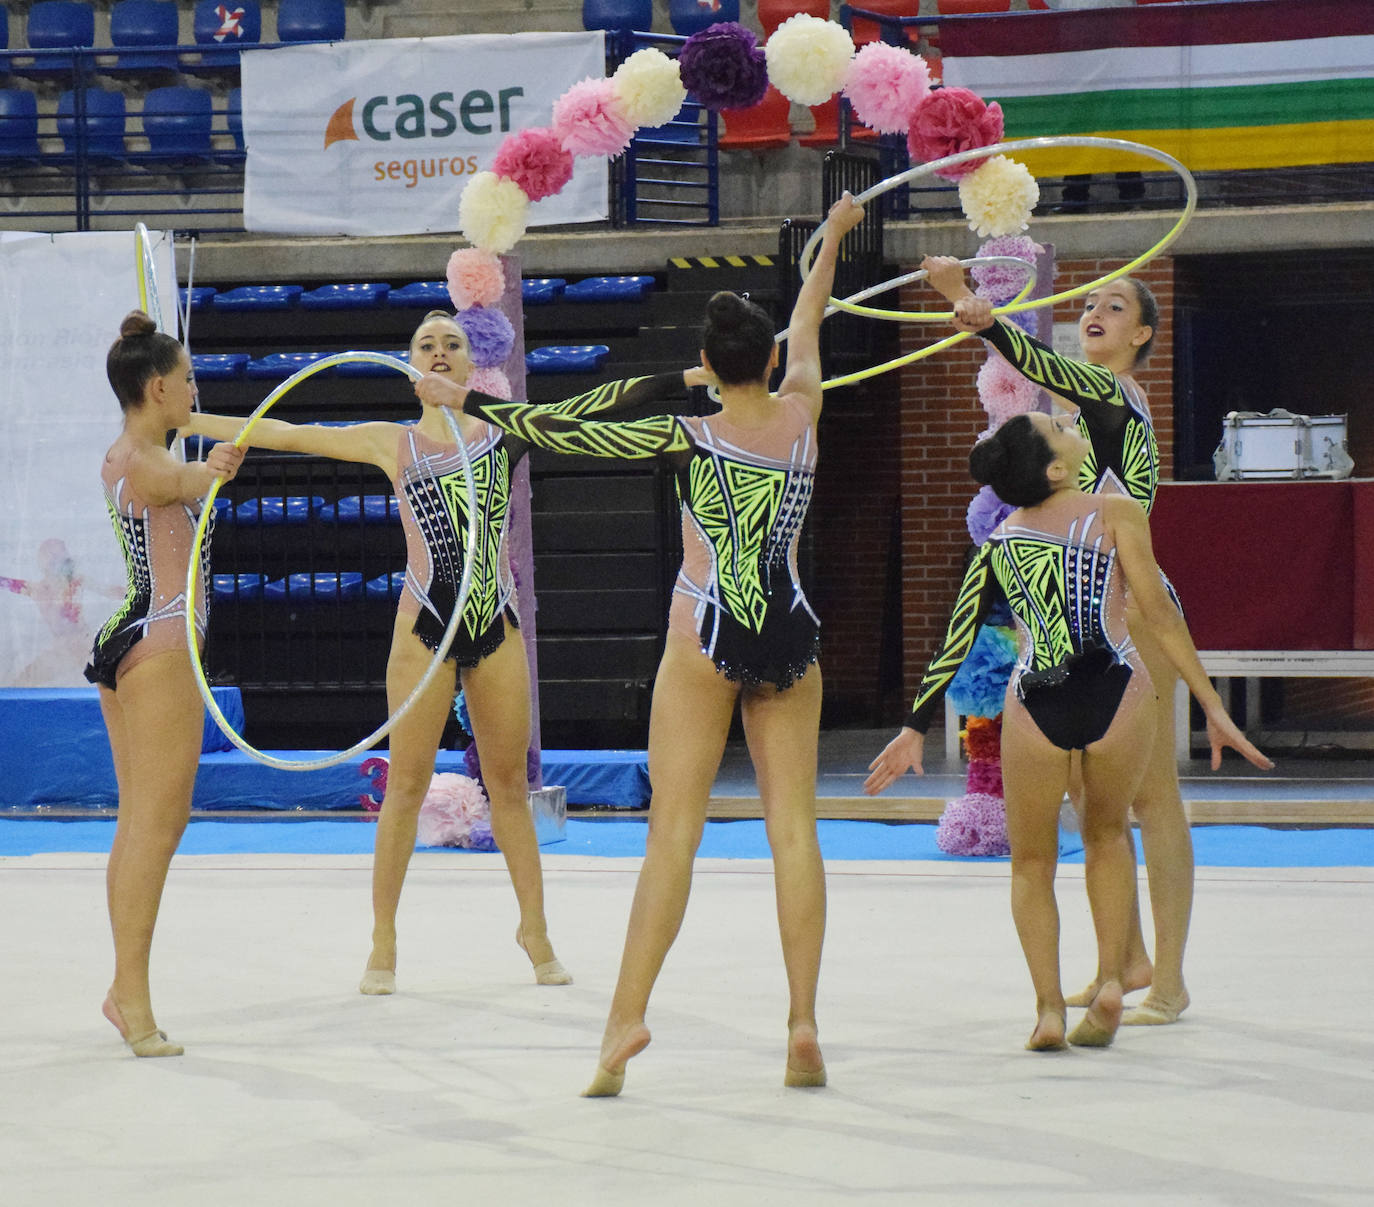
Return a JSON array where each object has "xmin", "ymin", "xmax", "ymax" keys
[
  {"xmin": 125, "ymin": 441, "xmax": 245, "ymax": 508},
  {"xmin": 778, "ymin": 192, "xmax": 867, "ymax": 420},
  {"xmin": 182, "ymin": 413, "xmax": 400, "ymax": 477},
  {"xmin": 1105, "ymin": 494, "xmax": 1273, "ymax": 771}
]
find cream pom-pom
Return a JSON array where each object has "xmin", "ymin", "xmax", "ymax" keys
[
  {"xmin": 613, "ymin": 47, "xmax": 688, "ymax": 129},
  {"xmin": 958, "ymin": 156, "xmax": 1040, "ymax": 239},
  {"xmin": 458, "ymin": 172, "xmax": 530, "ymax": 254},
  {"xmin": 765, "ymin": 15, "xmax": 854, "ymax": 107}
]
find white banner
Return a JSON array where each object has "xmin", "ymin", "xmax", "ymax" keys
[
  {"xmin": 242, "ymin": 31, "xmax": 610, "ymax": 237},
  {"xmin": 0, "ymin": 230, "xmax": 178, "ymax": 686}
]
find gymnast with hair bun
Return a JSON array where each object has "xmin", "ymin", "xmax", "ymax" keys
[
  {"xmin": 923, "ymin": 256, "xmax": 1199, "ymax": 1027},
  {"xmin": 415, "ymin": 193, "xmax": 868, "ymax": 1095},
  {"xmin": 864, "ymin": 410, "xmax": 1272, "ymax": 1051},
  {"xmin": 89, "ymin": 310, "xmax": 246, "ymax": 1056}
]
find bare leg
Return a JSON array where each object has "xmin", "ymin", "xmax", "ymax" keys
[
  {"xmin": 741, "ymin": 662, "xmax": 826, "ymax": 1087},
  {"xmin": 462, "ymin": 630, "xmax": 568, "ymax": 983},
  {"xmin": 101, "ymin": 651, "xmax": 203, "ymax": 1054},
  {"xmin": 1001, "ymin": 699, "xmax": 1073, "ymax": 1051},
  {"xmin": 583, "ymin": 633, "xmax": 738, "ymax": 1097},
  {"xmin": 364, "ymin": 615, "xmax": 457, "ymax": 992}
]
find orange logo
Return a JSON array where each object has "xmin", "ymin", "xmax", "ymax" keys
[{"xmin": 323, "ymin": 98, "xmax": 358, "ymax": 150}]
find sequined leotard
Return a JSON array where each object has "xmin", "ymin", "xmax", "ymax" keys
[
  {"xmin": 397, "ymin": 375, "xmax": 681, "ymax": 666},
  {"xmin": 84, "ymin": 442, "xmax": 213, "ymax": 689},
  {"xmin": 907, "ymin": 496, "xmax": 1147, "ymax": 750},
  {"xmin": 461, "ymin": 381, "xmax": 821, "ymax": 690}
]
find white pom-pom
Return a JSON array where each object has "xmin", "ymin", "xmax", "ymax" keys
[
  {"xmin": 958, "ymin": 156, "xmax": 1040, "ymax": 239},
  {"xmin": 765, "ymin": 15, "xmax": 854, "ymax": 107},
  {"xmin": 613, "ymin": 47, "xmax": 688, "ymax": 129},
  {"xmin": 458, "ymin": 172, "xmax": 530, "ymax": 254}
]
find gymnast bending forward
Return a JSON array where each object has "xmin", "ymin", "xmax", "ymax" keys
[
  {"xmin": 926, "ymin": 257, "xmax": 1195, "ymax": 1025},
  {"xmin": 89, "ymin": 310, "xmax": 245, "ymax": 1056},
  {"xmin": 417, "ymin": 194, "xmax": 867, "ymax": 1093},
  {"xmin": 865, "ymin": 411, "xmax": 1271, "ymax": 1050}
]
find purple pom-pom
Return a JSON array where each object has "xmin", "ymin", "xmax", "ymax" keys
[
  {"xmin": 455, "ymin": 305, "xmax": 515, "ymax": 369},
  {"xmin": 678, "ymin": 23, "xmax": 769, "ymax": 112},
  {"xmin": 971, "ymin": 235, "xmax": 1043, "ymax": 305},
  {"xmin": 936, "ymin": 792, "xmax": 1010, "ymax": 857},
  {"xmin": 463, "ymin": 740, "xmax": 483, "ymax": 786},
  {"xmin": 966, "ymin": 484, "xmax": 1013, "ymax": 545}
]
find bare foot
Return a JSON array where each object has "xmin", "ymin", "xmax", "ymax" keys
[
  {"xmin": 1064, "ymin": 957, "xmax": 1152, "ymax": 1008},
  {"xmin": 1123, "ymin": 987, "xmax": 1190, "ymax": 1026},
  {"xmin": 784, "ymin": 1021, "xmax": 826, "ymax": 1087},
  {"xmin": 516, "ymin": 927, "xmax": 572, "ymax": 986},
  {"xmin": 581, "ymin": 1022, "xmax": 651, "ymax": 1098},
  {"xmin": 1068, "ymin": 980, "xmax": 1124, "ymax": 1048},
  {"xmin": 1025, "ymin": 1010, "xmax": 1068, "ymax": 1052}
]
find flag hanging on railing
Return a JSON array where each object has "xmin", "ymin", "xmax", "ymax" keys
[{"xmin": 938, "ymin": 0, "xmax": 1374, "ymax": 175}]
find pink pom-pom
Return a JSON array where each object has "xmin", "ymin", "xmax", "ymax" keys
[
  {"xmin": 466, "ymin": 366, "xmax": 512, "ymax": 400},
  {"xmin": 966, "ymin": 758, "xmax": 1004, "ymax": 798},
  {"xmin": 907, "ymin": 87, "xmax": 1004, "ymax": 180},
  {"xmin": 417, "ymin": 772, "xmax": 492, "ymax": 849},
  {"xmin": 971, "ymin": 235, "xmax": 1043, "ymax": 305},
  {"xmin": 978, "ymin": 351, "xmax": 1040, "ymax": 428},
  {"xmin": 446, "ymin": 248, "xmax": 504, "ymax": 311},
  {"xmin": 843, "ymin": 43, "xmax": 930, "ymax": 135},
  {"xmin": 492, "ymin": 127, "xmax": 575, "ymax": 203},
  {"xmin": 936, "ymin": 792, "xmax": 1009, "ymax": 857},
  {"xmin": 552, "ymin": 77, "xmax": 634, "ymax": 159}
]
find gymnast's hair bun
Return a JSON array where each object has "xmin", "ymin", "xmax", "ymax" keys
[
  {"xmin": 968, "ymin": 434, "xmax": 1005, "ymax": 486},
  {"xmin": 119, "ymin": 310, "xmax": 157, "ymax": 340},
  {"xmin": 705, "ymin": 291, "xmax": 749, "ymax": 325}
]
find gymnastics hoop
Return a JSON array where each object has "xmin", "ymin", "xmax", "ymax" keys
[
  {"xmin": 134, "ymin": 222, "xmax": 163, "ymax": 333},
  {"xmin": 185, "ymin": 351, "xmax": 481, "ymax": 772},
  {"xmin": 796, "ymin": 135, "xmax": 1198, "ymax": 387}
]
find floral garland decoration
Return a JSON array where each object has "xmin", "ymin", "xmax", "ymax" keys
[{"xmin": 455, "ymin": 19, "xmax": 1039, "ymax": 255}]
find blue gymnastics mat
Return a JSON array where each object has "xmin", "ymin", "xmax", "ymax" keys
[{"xmin": 0, "ymin": 818, "xmax": 1370, "ymax": 866}]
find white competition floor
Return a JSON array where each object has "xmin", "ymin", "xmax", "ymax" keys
[{"xmin": 2, "ymin": 849, "xmax": 1371, "ymax": 1207}]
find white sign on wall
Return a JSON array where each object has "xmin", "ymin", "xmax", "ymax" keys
[{"xmin": 242, "ymin": 31, "xmax": 610, "ymax": 237}]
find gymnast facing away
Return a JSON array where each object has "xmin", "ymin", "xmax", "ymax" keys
[
  {"xmin": 925, "ymin": 256, "xmax": 1196, "ymax": 1025},
  {"xmin": 415, "ymin": 193, "xmax": 868, "ymax": 1094},
  {"xmin": 865, "ymin": 411, "xmax": 1271, "ymax": 1050},
  {"xmin": 184, "ymin": 311, "xmax": 573, "ymax": 993},
  {"xmin": 88, "ymin": 310, "xmax": 246, "ymax": 1056}
]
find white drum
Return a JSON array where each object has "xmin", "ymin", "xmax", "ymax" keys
[
  {"xmin": 1302, "ymin": 414, "xmax": 1354, "ymax": 479},
  {"xmin": 1213, "ymin": 411, "xmax": 1352, "ymax": 481}
]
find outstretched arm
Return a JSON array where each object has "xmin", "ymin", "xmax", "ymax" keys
[
  {"xmin": 778, "ymin": 192, "xmax": 866, "ymax": 421},
  {"xmin": 182, "ymin": 413, "xmax": 400, "ymax": 477},
  {"xmin": 1106, "ymin": 495, "xmax": 1273, "ymax": 772}
]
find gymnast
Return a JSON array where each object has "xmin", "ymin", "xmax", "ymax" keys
[
  {"xmin": 865, "ymin": 411, "xmax": 1271, "ymax": 1049},
  {"xmin": 88, "ymin": 310, "xmax": 246, "ymax": 1056},
  {"xmin": 923, "ymin": 255, "xmax": 1196, "ymax": 1026},
  {"xmin": 415, "ymin": 194, "xmax": 868, "ymax": 1094},
  {"xmin": 182, "ymin": 310, "xmax": 631, "ymax": 994}
]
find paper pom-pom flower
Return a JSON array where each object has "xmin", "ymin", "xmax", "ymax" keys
[
  {"xmin": 417, "ymin": 772, "xmax": 496, "ymax": 851},
  {"xmin": 613, "ymin": 47, "xmax": 688, "ymax": 128},
  {"xmin": 466, "ymin": 365, "xmax": 512, "ymax": 399},
  {"xmin": 458, "ymin": 172, "xmax": 529, "ymax": 254},
  {"xmin": 966, "ymin": 483, "xmax": 1014, "ymax": 545},
  {"xmin": 959, "ymin": 155, "xmax": 1039, "ymax": 238},
  {"xmin": 964, "ymin": 714, "xmax": 1003, "ymax": 762},
  {"xmin": 978, "ymin": 350, "xmax": 1041, "ymax": 427},
  {"xmin": 908, "ymin": 86, "xmax": 1004, "ymax": 180},
  {"xmin": 967, "ymin": 758, "xmax": 1004, "ymax": 798},
  {"xmin": 948, "ymin": 623, "xmax": 1018, "ymax": 718},
  {"xmin": 553, "ymin": 77, "xmax": 634, "ymax": 158},
  {"xmin": 765, "ymin": 15, "xmax": 854, "ymax": 107},
  {"xmin": 679, "ymin": 23, "xmax": 768, "ymax": 112},
  {"xmin": 843, "ymin": 42, "xmax": 931, "ymax": 135},
  {"xmin": 936, "ymin": 792, "xmax": 1009, "ymax": 857},
  {"xmin": 492, "ymin": 127, "xmax": 575, "ymax": 202},
  {"xmin": 446, "ymin": 248, "xmax": 504, "ymax": 311},
  {"xmin": 455, "ymin": 305, "xmax": 515, "ymax": 369},
  {"xmin": 971, "ymin": 235, "xmax": 1042, "ymax": 304}
]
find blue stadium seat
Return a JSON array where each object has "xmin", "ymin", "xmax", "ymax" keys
[
  {"xmin": 105, "ymin": 1, "xmax": 179, "ymax": 78},
  {"xmin": 263, "ymin": 572, "xmax": 364, "ymax": 602},
  {"xmin": 16, "ymin": 2, "xmax": 95, "ymax": 79},
  {"xmin": 365, "ymin": 570, "xmax": 405, "ymax": 600},
  {"xmin": 184, "ymin": 433, "xmax": 221, "ymax": 459},
  {"xmin": 0, "ymin": 90, "xmax": 41, "ymax": 160},
  {"xmin": 564, "ymin": 274, "xmax": 655, "ymax": 302},
  {"xmin": 142, "ymin": 86, "xmax": 213, "ymax": 159},
  {"xmin": 186, "ymin": 0, "xmax": 261, "ymax": 75},
  {"xmin": 245, "ymin": 350, "xmax": 329, "ymax": 379},
  {"xmin": 181, "ymin": 286, "xmax": 218, "ymax": 311},
  {"xmin": 276, "ymin": 0, "xmax": 345, "ymax": 44},
  {"xmin": 55, "ymin": 88, "xmax": 126, "ymax": 160},
  {"xmin": 334, "ymin": 351, "xmax": 409, "ymax": 377},
  {"xmin": 234, "ymin": 496, "xmax": 324, "ymax": 524},
  {"xmin": 300, "ymin": 282, "xmax": 390, "ymax": 309},
  {"xmin": 226, "ymin": 86, "xmax": 243, "ymax": 151},
  {"xmin": 582, "ymin": 0, "xmax": 652, "ymax": 33},
  {"xmin": 668, "ymin": 0, "xmax": 739, "ymax": 37},
  {"xmin": 211, "ymin": 496, "xmax": 234, "ymax": 521},
  {"xmin": 213, "ymin": 572, "xmax": 266, "ymax": 602},
  {"xmin": 385, "ymin": 280, "xmax": 448, "ymax": 307},
  {"xmin": 190, "ymin": 351, "xmax": 248, "ymax": 378},
  {"xmin": 213, "ymin": 284, "xmax": 302, "ymax": 310},
  {"xmin": 526, "ymin": 344, "xmax": 611, "ymax": 374},
  {"xmin": 317, "ymin": 495, "xmax": 401, "ymax": 524},
  {"xmin": 521, "ymin": 277, "xmax": 567, "ymax": 306}
]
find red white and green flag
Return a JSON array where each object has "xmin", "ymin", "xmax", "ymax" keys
[{"xmin": 938, "ymin": 0, "xmax": 1374, "ymax": 175}]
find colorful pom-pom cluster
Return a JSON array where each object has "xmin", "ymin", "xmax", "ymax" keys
[
  {"xmin": 936, "ymin": 718, "xmax": 1010, "ymax": 857},
  {"xmin": 459, "ymin": 18, "xmax": 1039, "ymax": 253}
]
